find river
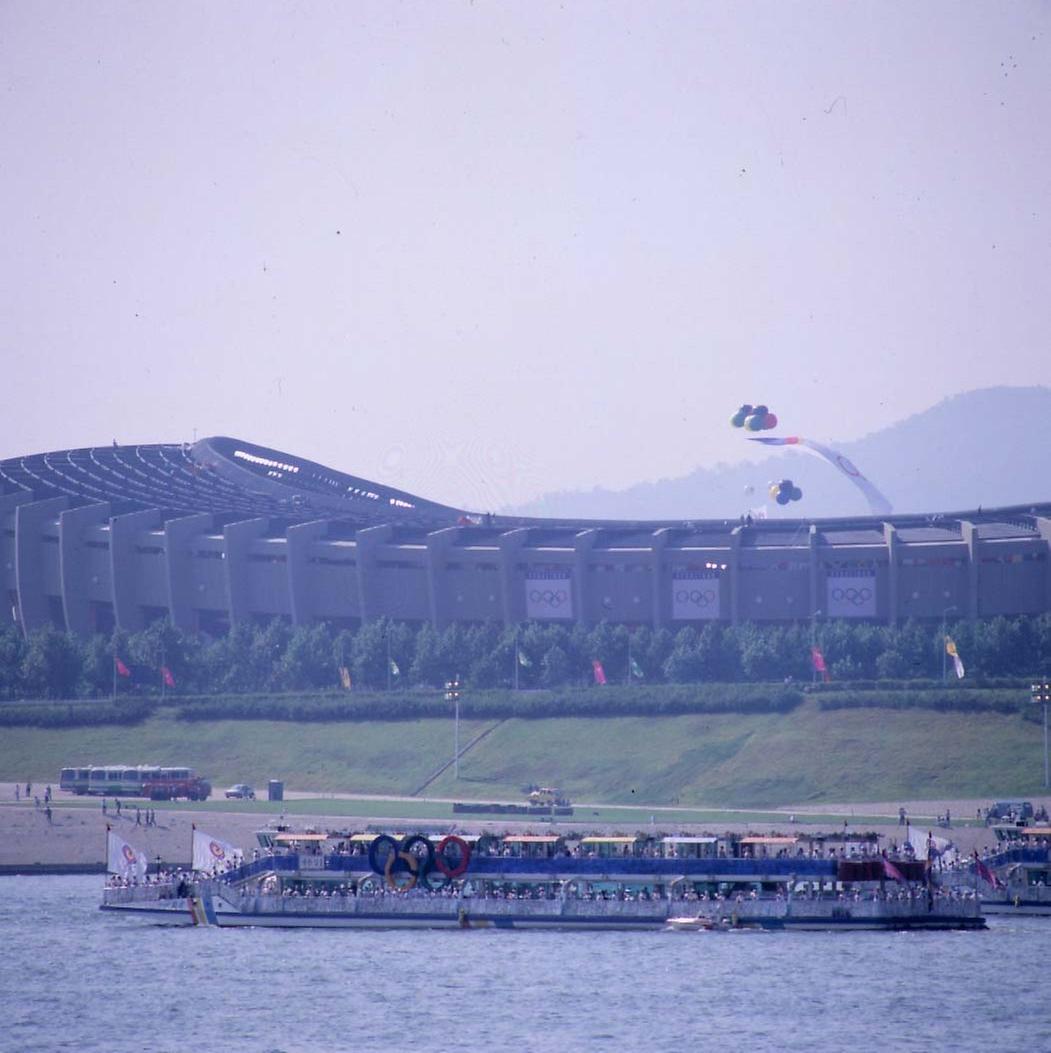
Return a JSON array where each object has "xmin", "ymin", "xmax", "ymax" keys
[{"xmin": 2, "ymin": 875, "xmax": 1046, "ymax": 1052}]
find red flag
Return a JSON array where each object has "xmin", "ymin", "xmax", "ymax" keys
[
  {"xmin": 591, "ymin": 660, "xmax": 607, "ymax": 685},
  {"xmin": 115, "ymin": 657, "xmax": 131, "ymax": 678},
  {"xmin": 161, "ymin": 666, "xmax": 175, "ymax": 688},
  {"xmin": 881, "ymin": 854, "xmax": 906, "ymax": 884},
  {"xmin": 810, "ymin": 646, "xmax": 830, "ymax": 682},
  {"xmin": 975, "ymin": 852, "xmax": 1002, "ymax": 889}
]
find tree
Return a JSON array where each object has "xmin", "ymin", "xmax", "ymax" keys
[
  {"xmin": 21, "ymin": 626, "xmax": 83, "ymax": 699},
  {"xmin": 540, "ymin": 645, "xmax": 571, "ymax": 688}
]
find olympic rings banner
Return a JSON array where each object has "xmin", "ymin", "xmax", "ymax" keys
[
  {"xmin": 671, "ymin": 573, "xmax": 720, "ymax": 620},
  {"xmin": 525, "ymin": 571, "xmax": 573, "ymax": 620},
  {"xmin": 826, "ymin": 573, "xmax": 877, "ymax": 618}
]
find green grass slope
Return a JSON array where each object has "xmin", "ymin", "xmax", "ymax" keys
[{"xmin": 0, "ymin": 701, "xmax": 1042, "ymax": 806}]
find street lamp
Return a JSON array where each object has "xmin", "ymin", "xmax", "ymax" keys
[
  {"xmin": 445, "ymin": 676, "xmax": 462, "ymax": 779},
  {"xmin": 810, "ymin": 610, "xmax": 822, "ymax": 685},
  {"xmin": 1032, "ymin": 681, "xmax": 1051, "ymax": 790},
  {"xmin": 940, "ymin": 605, "xmax": 958, "ymax": 683}
]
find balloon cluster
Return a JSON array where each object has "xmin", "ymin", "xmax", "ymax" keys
[
  {"xmin": 730, "ymin": 403, "xmax": 778, "ymax": 431},
  {"xmin": 768, "ymin": 478, "xmax": 803, "ymax": 505}
]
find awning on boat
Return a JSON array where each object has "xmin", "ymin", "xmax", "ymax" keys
[
  {"xmin": 502, "ymin": 835, "xmax": 562, "ymax": 843},
  {"xmin": 273, "ymin": 832, "xmax": 330, "ymax": 842},
  {"xmin": 579, "ymin": 836, "xmax": 639, "ymax": 844},
  {"xmin": 739, "ymin": 836, "xmax": 799, "ymax": 846},
  {"xmin": 662, "ymin": 836, "xmax": 718, "ymax": 844}
]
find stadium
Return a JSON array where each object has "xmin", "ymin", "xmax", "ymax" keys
[{"xmin": 1, "ymin": 436, "xmax": 1049, "ymax": 637}]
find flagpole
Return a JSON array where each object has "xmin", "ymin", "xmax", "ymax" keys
[
  {"xmin": 514, "ymin": 625, "xmax": 519, "ymax": 692},
  {"xmin": 112, "ymin": 653, "xmax": 117, "ymax": 702},
  {"xmin": 386, "ymin": 624, "xmax": 392, "ymax": 692},
  {"xmin": 627, "ymin": 633, "xmax": 631, "ymax": 686}
]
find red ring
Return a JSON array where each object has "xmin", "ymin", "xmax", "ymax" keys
[{"xmin": 435, "ymin": 835, "xmax": 471, "ymax": 878}]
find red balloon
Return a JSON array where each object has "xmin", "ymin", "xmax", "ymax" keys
[{"xmin": 763, "ymin": 412, "xmax": 778, "ymax": 429}]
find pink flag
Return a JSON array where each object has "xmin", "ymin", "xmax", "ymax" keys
[
  {"xmin": 591, "ymin": 660, "xmax": 607, "ymax": 686},
  {"xmin": 115, "ymin": 657, "xmax": 131, "ymax": 678},
  {"xmin": 161, "ymin": 666, "xmax": 176, "ymax": 688}
]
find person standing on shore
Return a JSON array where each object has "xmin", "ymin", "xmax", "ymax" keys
[
  {"xmin": 101, "ymin": 798, "xmax": 107, "ymax": 815},
  {"xmin": 14, "ymin": 786, "xmax": 19, "ymax": 802}
]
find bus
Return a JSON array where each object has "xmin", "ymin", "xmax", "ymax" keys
[{"xmin": 59, "ymin": 765, "xmax": 211, "ymax": 801}]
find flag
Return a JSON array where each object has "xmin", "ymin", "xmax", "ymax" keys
[
  {"xmin": 630, "ymin": 657, "xmax": 645, "ymax": 680},
  {"xmin": 107, "ymin": 828, "xmax": 147, "ymax": 881},
  {"xmin": 974, "ymin": 852, "xmax": 1002, "ymax": 889},
  {"xmin": 192, "ymin": 826, "xmax": 243, "ymax": 873},
  {"xmin": 388, "ymin": 658, "xmax": 400, "ymax": 677},
  {"xmin": 592, "ymin": 660, "xmax": 607, "ymax": 685},
  {"xmin": 810, "ymin": 646, "xmax": 830, "ymax": 682},
  {"xmin": 881, "ymin": 854, "xmax": 906, "ymax": 884},
  {"xmin": 945, "ymin": 636, "xmax": 965, "ymax": 679},
  {"xmin": 161, "ymin": 666, "xmax": 175, "ymax": 688},
  {"xmin": 114, "ymin": 657, "xmax": 131, "ymax": 678},
  {"xmin": 517, "ymin": 649, "xmax": 532, "ymax": 668},
  {"xmin": 339, "ymin": 666, "xmax": 352, "ymax": 690}
]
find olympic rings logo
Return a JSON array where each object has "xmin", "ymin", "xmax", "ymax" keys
[
  {"xmin": 831, "ymin": 586, "xmax": 873, "ymax": 605},
  {"xmin": 368, "ymin": 834, "xmax": 471, "ymax": 890},
  {"xmin": 209, "ymin": 841, "xmax": 226, "ymax": 860},
  {"xmin": 528, "ymin": 589, "xmax": 568, "ymax": 608},
  {"xmin": 675, "ymin": 589, "xmax": 716, "ymax": 606},
  {"xmin": 121, "ymin": 844, "xmax": 137, "ymax": 864}
]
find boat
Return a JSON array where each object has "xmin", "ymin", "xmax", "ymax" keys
[
  {"xmin": 100, "ymin": 827, "xmax": 986, "ymax": 931},
  {"xmin": 968, "ymin": 825, "xmax": 1051, "ymax": 916}
]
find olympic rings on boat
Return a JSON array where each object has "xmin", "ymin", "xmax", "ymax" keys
[
  {"xmin": 367, "ymin": 834, "xmax": 399, "ymax": 875},
  {"xmin": 435, "ymin": 835, "xmax": 471, "ymax": 878},
  {"xmin": 384, "ymin": 849, "xmax": 419, "ymax": 891}
]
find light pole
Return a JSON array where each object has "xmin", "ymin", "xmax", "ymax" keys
[
  {"xmin": 445, "ymin": 676, "xmax": 462, "ymax": 779},
  {"xmin": 941, "ymin": 606, "xmax": 958, "ymax": 683},
  {"xmin": 1032, "ymin": 681, "xmax": 1051, "ymax": 790}
]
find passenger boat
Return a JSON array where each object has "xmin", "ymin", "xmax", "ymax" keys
[
  {"xmin": 969, "ymin": 826, "xmax": 1051, "ymax": 916},
  {"xmin": 100, "ymin": 827, "xmax": 986, "ymax": 931}
]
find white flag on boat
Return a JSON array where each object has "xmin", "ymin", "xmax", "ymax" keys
[
  {"xmin": 107, "ymin": 829, "xmax": 147, "ymax": 881},
  {"xmin": 192, "ymin": 826, "xmax": 243, "ymax": 873}
]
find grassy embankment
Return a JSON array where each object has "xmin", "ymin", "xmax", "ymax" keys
[{"xmin": 0, "ymin": 695, "xmax": 1042, "ymax": 808}]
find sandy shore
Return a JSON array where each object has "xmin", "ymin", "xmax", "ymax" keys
[{"xmin": 2, "ymin": 781, "xmax": 1037, "ymax": 868}]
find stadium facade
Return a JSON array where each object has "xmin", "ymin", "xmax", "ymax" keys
[{"xmin": 2, "ymin": 437, "xmax": 1050, "ymax": 637}]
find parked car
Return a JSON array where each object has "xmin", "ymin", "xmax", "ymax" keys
[{"xmin": 224, "ymin": 784, "xmax": 256, "ymax": 800}]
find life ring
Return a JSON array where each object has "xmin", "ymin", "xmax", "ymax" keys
[
  {"xmin": 368, "ymin": 834, "xmax": 400, "ymax": 875},
  {"xmin": 385, "ymin": 849, "xmax": 419, "ymax": 891},
  {"xmin": 400, "ymin": 834, "xmax": 434, "ymax": 876},
  {"xmin": 435, "ymin": 835, "xmax": 471, "ymax": 878}
]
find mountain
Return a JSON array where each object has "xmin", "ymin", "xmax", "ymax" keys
[{"xmin": 509, "ymin": 387, "xmax": 1051, "ymax": 520}]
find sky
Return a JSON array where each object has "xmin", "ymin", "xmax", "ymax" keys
[{"xmin": 2, "ymin": 2, "xmax": 1050, "ymax": 512}]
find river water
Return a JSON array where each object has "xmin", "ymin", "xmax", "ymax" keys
[{"xmin": 2, "ymin": 875, "xmax": 1046, "ymax": 1053}]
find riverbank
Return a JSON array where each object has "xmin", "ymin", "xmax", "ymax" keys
[{"xmin": 0, "ymin": 784, "xmax": 1030, "ymax": 871}]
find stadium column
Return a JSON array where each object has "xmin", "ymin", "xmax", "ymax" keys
[
  {"xmin": 728, "ymin": 524, "xmax": 744, "ymax": 626},
  {"xmin": 222, "ymin": 518, "xmax": 269, "ymax": 625},
  {"xmin": 882, "ymin": 523, "xmax": 900, "ymax": 626},
  {"xmin": 808, "ymin": 524, "xmax": 821, "ymax": 621},
  {"xmin": 354, "ymin": 524, "xmax": 393, "ymax": 623},
  {"xmin": 497, "ymin": 528, "xmax": 530, "ymax": 626},
  {"xmin": 1, "ymin": 493, "xmax": 33, "ymax": 623},
  {"xmin": 286, "ymin": 520, "xmax": 329, "ymax": 626},
  {"xmin": 109, "ymin": 509, "xmax": 162, "ymax": 631},
  {"xmin": 59, "ymin": 503, "xmax": 111, "ymax": 636},
  {"xmin": 650, "ymin": 528, "xmax": 670, "ymax": 628},
  {"xmin": 13, "ymin": 495, "xmax": 66, "ymax": 634},
  {"xmin": 959, "ymin": 519, "xmax": 980, "ymax": 620},
  {"xmin": 425, "ymin": 526, "xmax": 461, "ymax": 629},
  {"xmin": 573, "ymin": 529, "xmax": 599, "ymax": 627},
  {"xmin": 164, "ymin": 513, "xmax": 214, "ymax": 631},
  {"xmin": 1034, "ymin": 517, "xmax": 1051, "ymax": 613}
]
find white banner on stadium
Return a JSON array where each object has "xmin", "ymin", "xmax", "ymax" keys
[
  {"xmin": 525, "ymin": 573, "xmax": 573, "ymax": 620},
  {"xmin": 671, "ymin": 575, "xmax": 721, "ymax": 620},
  {"xmin": 826, "ymin": 574, "xmax": 876, "ymax": 618}
]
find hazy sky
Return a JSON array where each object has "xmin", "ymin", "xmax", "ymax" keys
[{"xmin": 3, "ymin": 2, "xmax": 1049, "ymax": 511}]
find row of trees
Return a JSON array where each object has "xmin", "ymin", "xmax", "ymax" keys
[{"xmin": 3, "ymin": 613, "xmax": 1051, "ymax": 701}]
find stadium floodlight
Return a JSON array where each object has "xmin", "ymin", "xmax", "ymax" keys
[{"xmin": 1031, "ymin": 681, "xmax": 1051, "ymax": 789}]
